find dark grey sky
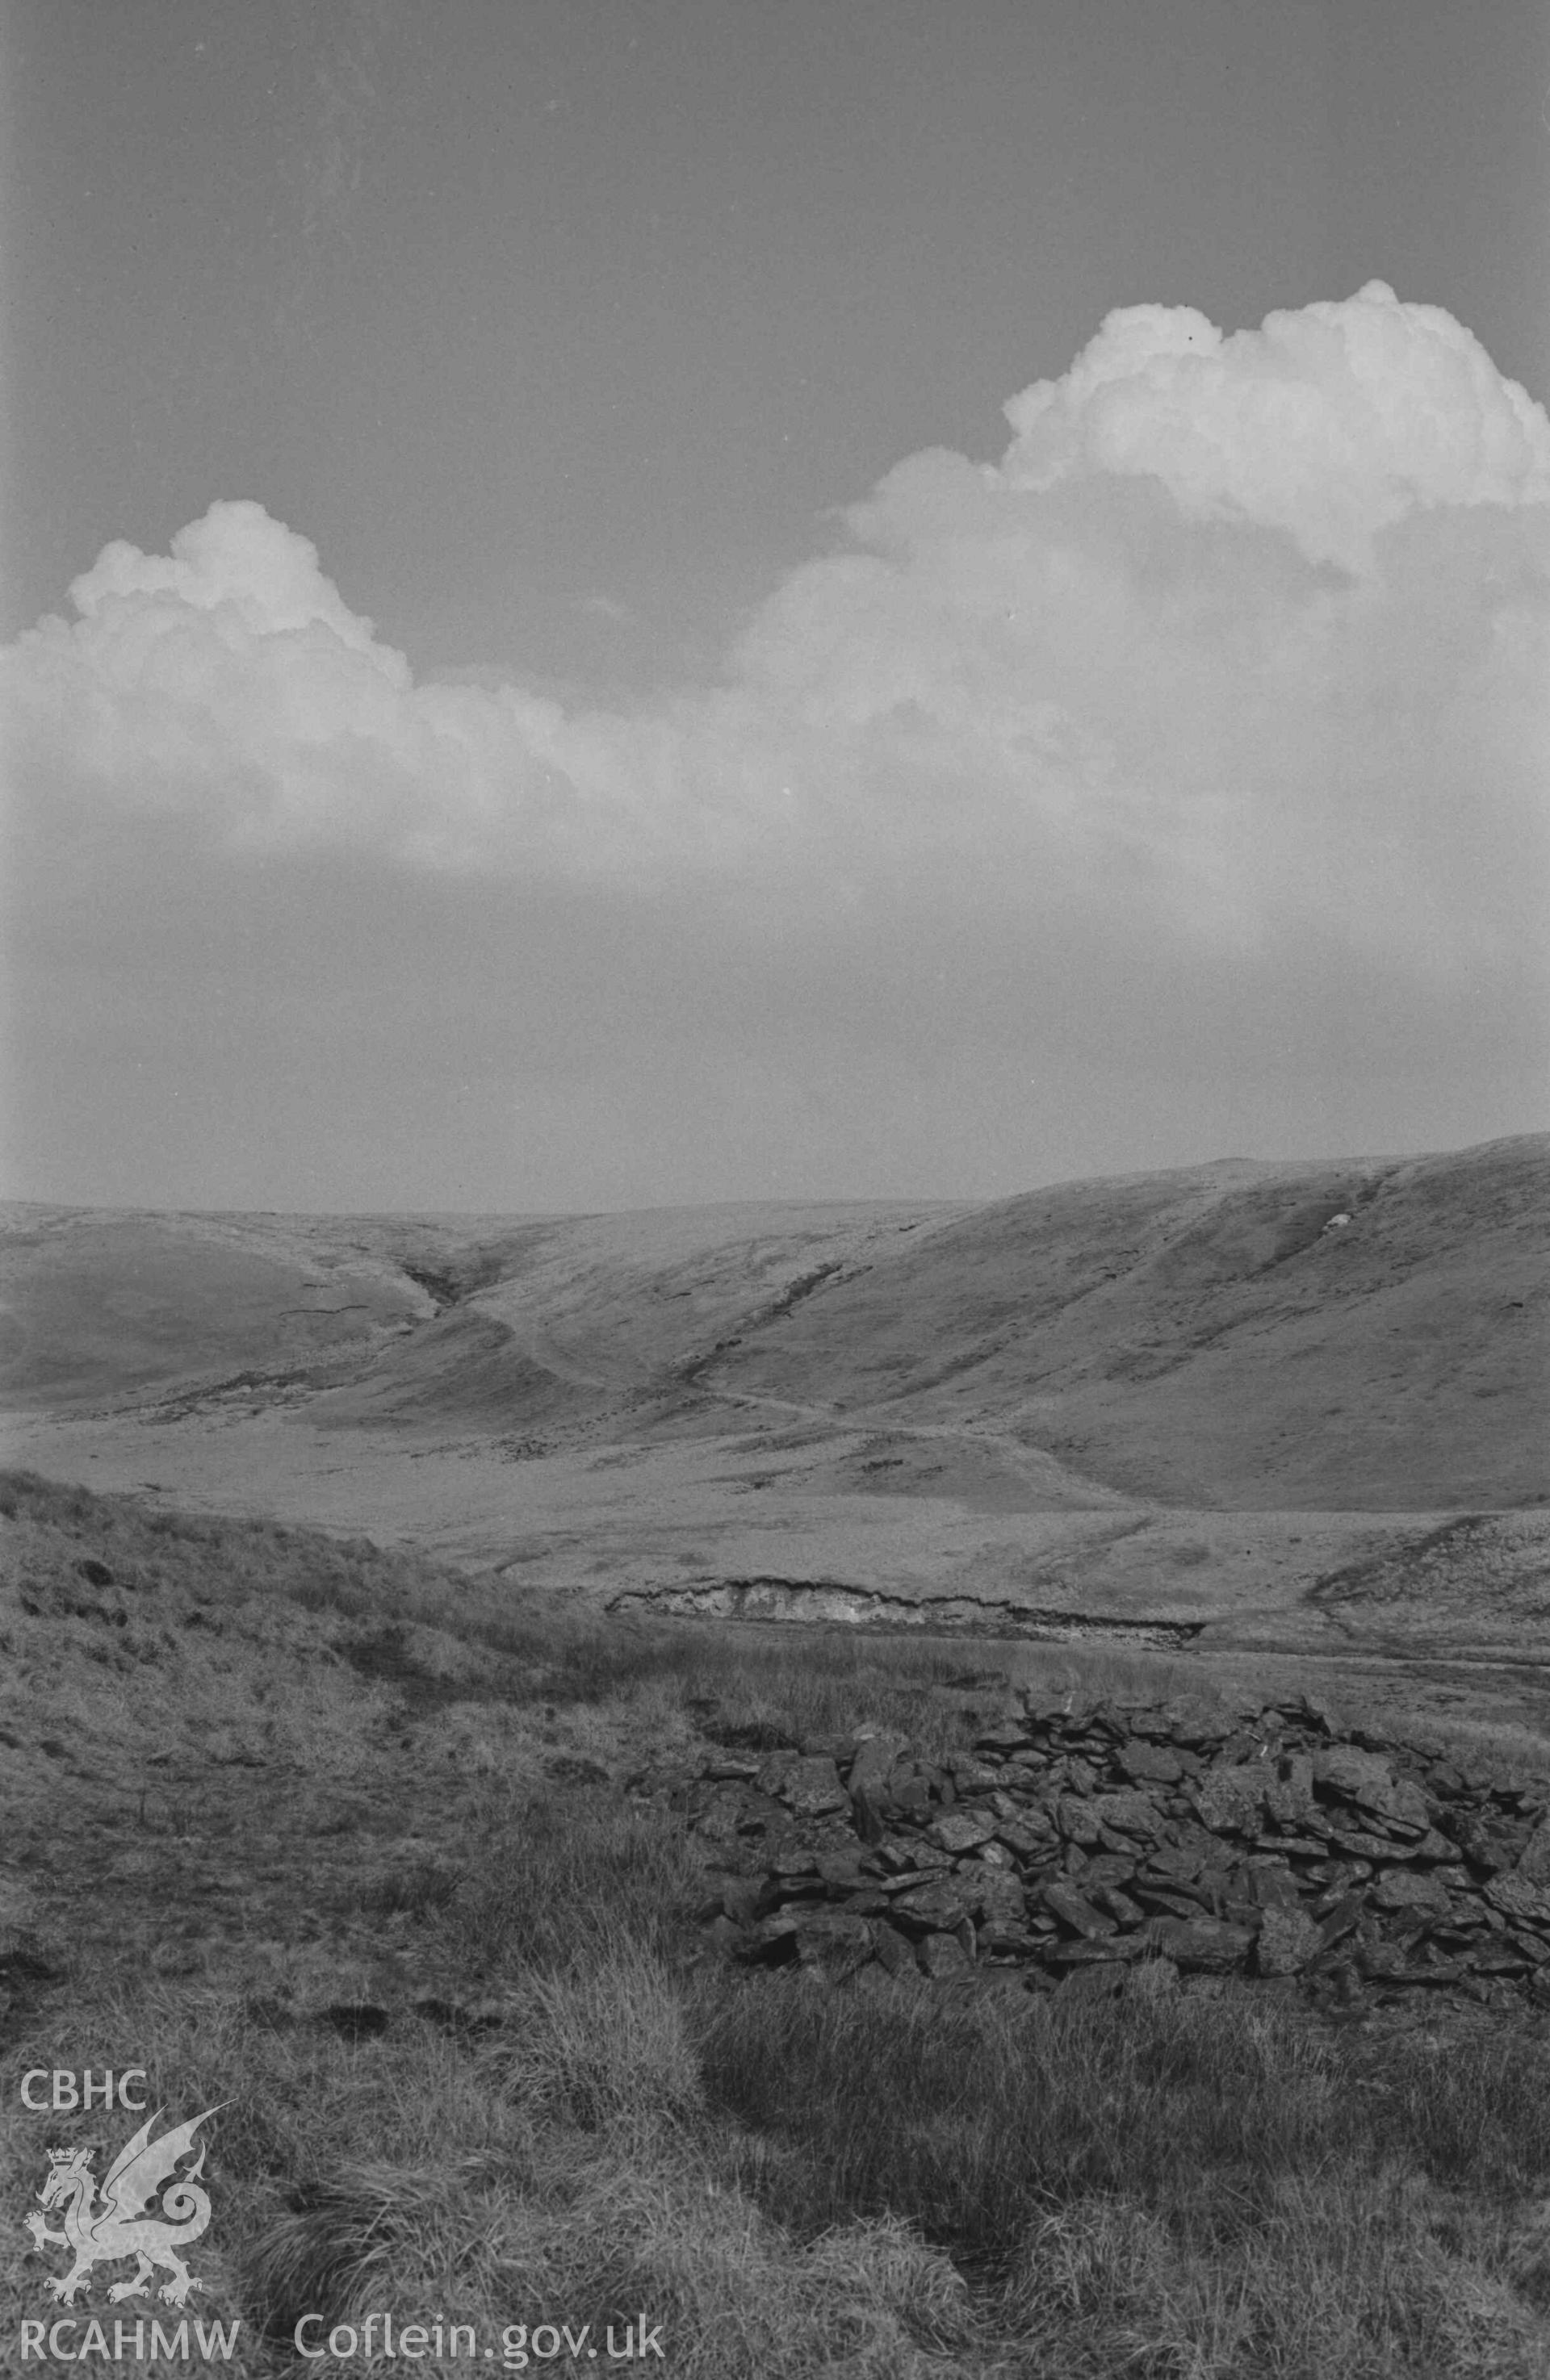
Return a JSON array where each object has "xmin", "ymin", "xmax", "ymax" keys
[{"xmin": 3, "ymin": 1, "xmax": 1548, "ymax": 1209}]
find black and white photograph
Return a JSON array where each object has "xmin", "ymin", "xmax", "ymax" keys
[{"xmin": 2, "ymin": 3, "xmax": 1548, "ymax": 2370}]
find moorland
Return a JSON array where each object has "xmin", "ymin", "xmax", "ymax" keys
[{"xmin": 2, "ymin": 1132, "xmax": 1548, "ymax": 2375}]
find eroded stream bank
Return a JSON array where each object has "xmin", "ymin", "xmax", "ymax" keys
[{"xmin": 608, "ymin": 1575, "xmax": 1207, "ymax": 1646}]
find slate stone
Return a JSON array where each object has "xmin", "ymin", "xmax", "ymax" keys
[
  {"xmin": 978, "ymin": 1925, "xmax": 1041, "ymax": 1957},
  {"xmin": 737, "ymin": 1914, "xmax": 802, "ymax": 1963},
  {"xmin": 1485, "ymin": 1874, "xmax": 1550, "ymax": 1930},
  {"xmin": 848, "ymin": 1730, "xmax": 909, "ymax": 1802},
  {"xmin": 1448, "ymin": 1812, "xmax": 1524, "ymax": 1872},
  {"xmin": 872, "ymin": 1922, "xmax": 916, "ymax": 1976},
  {"xmin": 1055, "ymin": 1796, "xmax": 1105, "ymax": 1847},
  {"xmin": 1264, "ymin": 1754, "xmax": 1316, "ymax": 1827},
  {"xmin": 770, "ymin": 1847, "xmax": 822, "ymax": 1876},
  {"xmin": 1121, "ymin": 1709, "xmax": 1180, "ymax": 1742},
  {"xmin": 1091, "ymin": 1884, "xmax": 1146, "ymax": 1929},
  {"xmin": 1041, "ymin": 1884, "xmax": 1116, "ymax": 1938},
  {"xmin": 1116, "ymin": 1740, "xmax": 1184, "ymax": 1784},
  {"xmin": 1190, "ymin": 1766, "xmax": 1267, "ymax": 1834},
  {"xmin": 1313, "ymin": 1893, "xmax": 1366, "ymax": 1952},
  {"xmin": 879, "ymin": 1868, "xmax": 953, "ymax": 1897},
  {"xmin": 1372, "ymin": 1870, "xmax": 1452, "ymax": 1913},
  {"xmin": 1467, "ymin": 1943, "xmax": 1535, "ymax": 1976},
  {"xmin": 995, "ymin": 1817, "xmax": 1058, "ymax": 1860},
  {"xmin": 1514, "ymin": 1822, "xmax": 1550, "ymax": 1885},
  {"xmin": 1142, "ymin": 1837, "xmax": 1211, "ymax": 1882},
  {"xmin": 1380, "ymin": 1780, "xmax": 1435, "ymax": 1838},
  {"xmin": 1142, "ymin": 1918, "xmax": 1255, "ymax": 1973},
  {"xmin": 694, "ymin": 1696, "xmax": 1550, "ymax": 2013},
  {"xmin": 890, "ymin": 1878, "xmax": 974, "ymax": 1935},
  {"xmin": 928, "ymin": 1809, "xmax": 999, "ymax": 1854},
  {"xmin": 1088, "ymin": 1790, "xmax": 1167, "ymax": 1841},
  {"xmin": 1158, "ymin": 1698, "xmax": 1231, "ymax": 1747},
  {"xmin": 875, "ymin": 1840, "xmax": 922, "ymax": 1875},
  {"xmin": 1325, "ymin": 1827, "xmax": 1423, "ymax": 1863},
  {"xmin": 705, "ymin": 1876, "xmax": 764, "ymax": 1924},
  {"xmin": 1245, "ymin": 1863, "xmax": 1304, "ymax": 1912},
  {"xmin": 753, "ymin": 1876, "xmax": 826, "ymax": 1920},
  {"xmin": 728, "ymin": 1792, "xmax": 793, "ymax": 1837},
  {"xmin": 1126, "ymin": 1956, "xmax": 1181, "ymax": 2001},
  {"xmin": 1132, "ymin": 1881, "xmax": 1208, "ymax": 1922},
  {"xmin": 703, "ymin": 1753, "xmax": 764, "ymax": 1782},
  {"xmin": 1046, "ymin": 1935, "xmax": 1146, "ymax": 1966},
  {"xmin": 967, "ymin": 1870, "xmax": 1028, "ymax": 1927},
  {"xmin": 1313, "ymin": 1746, "xmax": 1404, "ymax": 1813},
  {"xmin": 781, "ymin": 1755, "xmax": 852, "ymax": 1818},
  {"xmin": 1255, "ymin": 1908, "xmax": 1322, "ymax": 1976},
  {"xmin": 1025, "ymin": 1693, "xmax": 1085, "ymax": 1725},
  {"xmin": 1314, "ymin": 1751, "xmax": 1428, "ymax": 1818},
  {"xmin": 801, "ymin": 1731, "xmax": 860, "ymax": 1765},
  {"xmin": 944, "ymin": 1753, "xmax": 1006, "ymax": 1791},
  {"xmin": 1076, "ymin": 1852, "xmax": 1142, "ymax": 1889},
  {"xmin": 792, "ymin": 1909, "xmax": 875, "ymax": 1980},
  {"xmin": 756, "ymin": 1750, "xmax": 802, "ymax": 1797},
  {"xmin": 815, "ymin": 1848, "xmax": 868, "ymax": 1889},
  {"xmin": 917, "ymin": 1930, "xmax": 971, "ymax": 1978},
  {"xmin": 1193, "ymin": 1865, "xmax": 1242, "ymax": 1910},
  {"xmin": 1359, "ymin": 1943, "xmax": 1462, "ymax": 1985},
  {"xmin": 1218, "ymin": 1728, "xmax": 1276, "ymax": 1767}
]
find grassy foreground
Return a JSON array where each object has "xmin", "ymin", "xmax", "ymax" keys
[{"xmin": 3, "ymin": 1470, "xmax": 1550, "ymax": 2377}]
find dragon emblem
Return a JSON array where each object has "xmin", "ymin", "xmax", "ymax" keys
[{"xmin": 24, "ymin": 2106, "xmax": 221, "ymax": 2307}]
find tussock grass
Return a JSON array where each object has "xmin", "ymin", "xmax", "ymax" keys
[
  {"xmin": 0, "ymin": 1467, "xmax": 465, "ymax": 1628},
  {"xmin": 6, "ymin": 1465, "xmax": 1550, "ymax": 2375},
  {"xmin": 483, "ymin": 1950, "xmax": 706, "ymax": 2138},
  {"xmin": 354, "ymin": 1859, "xmax": 465, "ymax": 1922},
  {"xmin": 695, "ymin": 1972, "xmax": 1550, "ymax": 2263},
  {"xmin": 607, "ymin": 1625, "xmax": 1000, "ymax": 1761},
  {"xmin": 434, "ymin": 1793, "xmax": 704, "ymax": 1979},
  {"xmin": 14, "ymin": 1831, "xmax": 1550, "ymax": 2375}
]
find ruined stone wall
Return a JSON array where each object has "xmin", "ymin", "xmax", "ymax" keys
[{"xmin": 629, "ymin": 1694, "xmax": 1550, "ymax": 2014}]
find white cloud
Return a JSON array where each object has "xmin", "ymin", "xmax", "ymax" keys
[
  {"xmin": 69, "ymin": 500, "xmax": 390, "ymax": 656},
  {"xmin": 999, "ymin": 280, "xmax": 1550, "ymax": 569},
  {"xmin": 5, "ymin": 288, "xmax": 1548, "ymax": 1010}
]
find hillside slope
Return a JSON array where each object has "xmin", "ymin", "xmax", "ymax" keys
[
  {"xmin": 698, "ymin": 1138, "xmax": 1549, "ymax": 1509},
  {"xmin": 308, "ymin": 1199, "xmax": 963, "ymax": 1432},
  {"xmin": 2, "ymin": 1137, "xmax": 1544, "ymax": 1516}
]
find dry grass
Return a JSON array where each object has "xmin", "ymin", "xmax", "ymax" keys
[{"xmin": 5, "ymin": 1466, "xmax": 1550, "ymax": 2376}]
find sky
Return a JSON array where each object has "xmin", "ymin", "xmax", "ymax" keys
[{"xmin": 2, "ymin": 0, "xmax": 1548, "ymax": 1213}]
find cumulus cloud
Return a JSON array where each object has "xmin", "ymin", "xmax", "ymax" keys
[
  {"xmin": 5, "ymin": 286, "xmax": 1548, "ymax": 1004},
  {"xmin": 999, "ymin": 280, "xmax": 1550, "ymax": 569}
]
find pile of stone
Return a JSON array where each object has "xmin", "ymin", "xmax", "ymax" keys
[{"xmin": 634, "ymin": 1694, "xmax": 1550, "ymax": 2014}]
